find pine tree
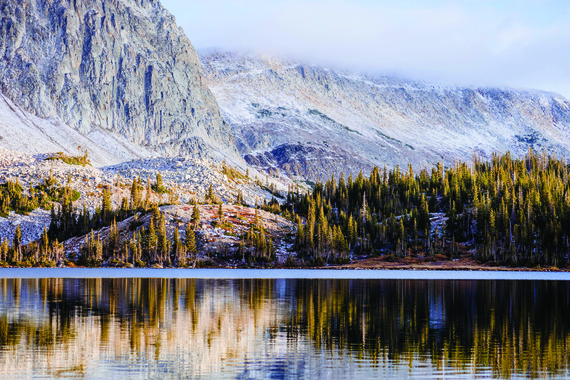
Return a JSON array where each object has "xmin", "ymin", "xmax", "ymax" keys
[
  {"xmin": 191, "ymin": 204, "xmax": 200, "ymax": 228},
  {"xmin": 0, "ymin": 238, "xmax": 7, "ymax": 262},
  {"xmin": 130, "ymin": 178, "xmax": 140, "ymax": 210},
  {"xmin": 172, "ymin": 227, "xmax": 186, "ymax": 266},
  {"xmin": 184, "ymin": 222, "xmax": 197, "ymax": 256},
  {"xmin": 207, "ymin": 184, "xmax": 214, "ymax": 203},
  {"xmin": 47, "ymin": 164, "xmax": 56, "ymax": 187},
  {"xmin": 148, "ymin": 216, "xmax": 158, "ymax": 262},
  {"xmin": 398, "ymin": 218, "xmax": 406, "ymax": 256},
  {"xmin": 13, "ymin": 225, "xmax": 22, "ymax": 263},
  {"xmin": 295, "ymin": 217, "xmax": 305, "ymax": 252},
  {"xmin": 158, "ymin": 212, "xmax": 168, "ymax": 265},
  {"xmin": 361, "ymin": 192, "xmax": 367, "ymax": 222},
  {"xmin": 145, "ymin": 179, "xmax": 152, "ymax": 209},
  {"xmin": 317, "ymin": 206, "xmax": 328, "ymax": 254},
  {"xmin": 95, "ymin": 233, "xmax": 103, "ymax": 262},
  {"xmin": 156, "ymin": 172, "xmax": 163, "ymax": 191},
  {"xmin": 108, "ymin": 219, "xmax": 120, "ymax": 260},
  {"xmin": 40, "ymin": 227, "xmax": 49, "ymax": 260},
  {"xmin": 151, "ymin": 204, "xmax": 160, "ymax": 228},
  {"xmin": 120, "ymin": 197, "xmax": 129, "ymax": 219},
  {"xmin": 418, "ymin": 193, "xmax": 431, "ymax": 233},
  {"xmin": 129, "ymin": 234, "xmax": 139, "ymax": 264},
  {"xmin": 236, "ymin": 190, "xmax": 243, "ymax": 205},
  {"xmin": 412, "ymin": 219, "xmax": 418, "ymax": 255},
  {"xmin": 80, "ymin": 230, "xmax": 103, "ymax": 266}
]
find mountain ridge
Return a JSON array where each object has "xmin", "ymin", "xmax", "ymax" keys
[{"xmin": 200, "ymin": 50, "xmax": 570, "ymax": 180}]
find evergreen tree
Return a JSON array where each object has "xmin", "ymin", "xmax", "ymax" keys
[
  {"xmin": 236, "ymin": 190, "xmax": 243, "ymax": 205},
  {"xmin": 295, "ymin": 217, "xmax": 305, "ymax": 252},
  {"xmin": 130, "ymin": 179, "xmax": 141, "ymax": 210},
  {"xmin": 158, "ymin": 212, "xmax": 168, "ymax": 265},
  {"xmin": 147, "ymin": 216, "xmax": 158, "ymax": 262},
  {"xmin": 156, "ymin": 172, "xmax": 163, "ymax": 191},
  {"xmin": 0, "ymin": 238, "xmax": 8, "ymax": 262},
  {"xmin": 418, "ymin": 193, "xmax": 431, "ymax": 233},
  {"xmin": 145, "ymin": 179, "xmax": 153, "ymax": 209},
  {"xmin": 13, "ymin": 225, "xmax": 22, "ymax": 263},
  {"xmin": 191, "ymin": 204, "xmax": 200, "ymax": 228},
  {"xmin": 207, "ymin": 184, "xmax": 214, "ymax": 203},
  {"xmin": 108, "ymin": 219, "xmax": 120, "ymax": 260},
  {"xmin": 120, "ymin": 197, "xmax": 129, "ymax": 219},
  {"xmin": 40, "ymin": 227, "xmax": 49, "ymax": 259},
  {"xmin": 101, "ymin": 188, "xmax": 112, "ymax": 224},
  {"xmin": 184, "ymin": 222, "xmax": 197, "ymax": 256},
  {"xmin": 172, "ymin": 227, "xmax": 186, "ymax": 266}
]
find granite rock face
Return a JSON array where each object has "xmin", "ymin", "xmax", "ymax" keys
[
  {"xmin": 201, "ymin": 51, "xmax": 570, "ymax": 181},
  {"xmin": 0, "ymin": 0, "xmax": 234, "ymax": 159}
]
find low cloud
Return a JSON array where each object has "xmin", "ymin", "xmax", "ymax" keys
[{"xmin": 163, "ymin": 0, "xmax": 570, "ymax": 97}]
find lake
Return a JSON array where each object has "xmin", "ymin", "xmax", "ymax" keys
[{"xmin": 0, "ymin": 270, "xmax": 569, "ymax": 379}]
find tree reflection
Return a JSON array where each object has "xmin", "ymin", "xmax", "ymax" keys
[
  {"xmin": 0, "ymin": 278, "xmax": 568, "ymax": 378},
  {"xmin": 288, "ymin": 279, "xmax": 570, "ymax": 378}
]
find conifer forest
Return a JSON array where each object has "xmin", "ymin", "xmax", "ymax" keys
[{"xmin": 1, "ymin": 150, "xmax": 569, "ymax": 268}]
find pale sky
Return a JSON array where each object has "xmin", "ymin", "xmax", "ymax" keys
[{"xmin": 161, "ymin": 0, "xmax": 570, "ymax": 97}]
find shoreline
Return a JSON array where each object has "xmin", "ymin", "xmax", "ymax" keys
[
  {"xmin": 1, "ymin": 254, "xmax": 568, "ymax": 273},
  {"xmin": 1, "ymin": 267, "xmax": 570, "ymax": 280}
]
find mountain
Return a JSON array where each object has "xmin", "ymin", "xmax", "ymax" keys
[
  {"xmin": 0, "ymin": 0, "xmax": 235, "ymax": 165},
  {"xmin": 2, "ymin": 0, "xmax": 570, "ymax": 180},
  {"xmin": 201, "ymin": 51, "xmax": 570, "ymax": 180}
]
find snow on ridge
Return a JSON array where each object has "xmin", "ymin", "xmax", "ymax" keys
[{"xmin": 201, "ymin": 50, "xmax": 570, "ymax": 181}]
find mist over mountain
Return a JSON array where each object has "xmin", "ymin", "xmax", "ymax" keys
[{"xmin": 201, "ymin": 50, "xmax": 570, "ymax": 180}]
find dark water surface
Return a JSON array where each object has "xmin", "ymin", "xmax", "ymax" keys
[{"xmin": 0, "ymin": 277, "xmax": 569, "ymax": 379}]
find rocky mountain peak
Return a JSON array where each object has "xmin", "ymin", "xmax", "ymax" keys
[{"xmin": 0, "ymin": 0, "xmax": 235, "ymax": 161}]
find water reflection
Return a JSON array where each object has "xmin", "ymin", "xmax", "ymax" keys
[{"xmin": 0, "ymin": 278, "xmax": 568, "ymax": 379}]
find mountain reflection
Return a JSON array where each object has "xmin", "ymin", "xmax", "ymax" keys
[{"xmin": 0, "ymin": 278, "xmax": 568, "ymax": 378}]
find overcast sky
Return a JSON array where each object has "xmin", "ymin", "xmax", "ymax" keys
[{"xmin": 161, "ymin": 0, "xmax": 570, "ymax": 97}]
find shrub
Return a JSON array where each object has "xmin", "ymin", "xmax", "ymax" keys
[{"xmin": 46, "ymin": 152, "xmax": 91, "ymax": 166}]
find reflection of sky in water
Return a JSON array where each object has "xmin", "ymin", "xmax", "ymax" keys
[
  {"xmin": 429, "ymin": 296, "xmax": 445, "ymax": 329},
  {"xmin": 0, "ymin": 277, "xmax": 568, "ymax": 379}
]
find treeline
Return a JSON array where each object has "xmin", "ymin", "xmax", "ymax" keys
[
  {"xmin": 237, "ymin": 208, "xmax": 275, "ymax": 263},
  {"xmin": 48, "ymin": 173, "xmax": 200, "ymax": 267},
  {"xmin": 1, "ymin": 169, "xmax": 276, "ymax": 267},
  {"xmin": 0, "ymin": 172, "xmax": 193, "ymax": 267},
  {"xmin": 286, "ymin": 151, "xmax": 570, "ymax": 267},
  {"xmin": 77, "ymin": 203, "xmax": 198, "ymax": 267},
  {"xmin": 0, "ymin": 171, "xmax": 77, "ymax": 266},
  {"xmin": 48, "ymin": 174, "xmax": 169, "ymax": 242},
  {"xmin": 0, "ymin": 226, "xmax": 64, "ymax": 267},
  {"xmin": 4, "ymin": 150, "xmax": 568, "ymax": 268}
]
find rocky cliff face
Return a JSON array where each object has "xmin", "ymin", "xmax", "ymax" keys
[
  {"xmin": 201, "ymin": 51, "xmax": 570, "ymax": 180},
  {"xmin": 0, "ymin": 0, "xmax": 234, "ymax": 161}
]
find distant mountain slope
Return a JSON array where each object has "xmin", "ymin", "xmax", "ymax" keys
[
  {"xmin": 201, "ymin": 51, "xmax": 570, "ymax": 180},
  {"xmin": 0, "ymin": 0, "xmax": 235, "ymax": 164}
]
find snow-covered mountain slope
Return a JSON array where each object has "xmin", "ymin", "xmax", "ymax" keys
[
  {"xmin": 0, "ymin": 0, "xmax": 237, "ymax": 163},
  {"xmin": 201, "ymin": 51, "xmax": 570, "ymax": 180},
  {"xmin": 0, "ymin": 93, "xmax": 156, "ymax": 166}
]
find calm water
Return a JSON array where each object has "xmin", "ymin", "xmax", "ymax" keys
[{"xmin": 0, "ymin": 275, "xmax": 569, "ymax": 378}]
